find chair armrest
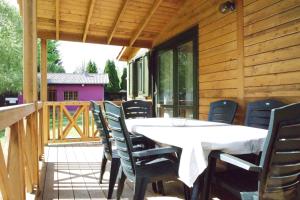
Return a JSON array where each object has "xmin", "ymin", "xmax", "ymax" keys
[
  {"xmin": 130, "ymin": 134, "xmax": 147, "ymax": 143},
  {"xmin": 130, "ymin": 134, "xmax": 155, "ymax": 147},
  {"xmin": 132, "ymin": 146, "xmax": 179, "ymax": 158},
  {"xmin": 210, "ymin": 151, "xmax": 262, "ymax": 173}
]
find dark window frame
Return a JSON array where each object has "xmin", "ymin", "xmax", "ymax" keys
[
  {"xmin": 48, "ymin": 89, "xmax": 57, "ymax": 101},
  {"xmin": 63, "ymin": 90, "xmax": 79, "ymax": 101},
  {"xmin": 152, "ymin": 26, "xmax": 199, "ymax": 119},
  {"xmin": 128, "ymin": 52, "xmax": 150, "ymax": 98}
]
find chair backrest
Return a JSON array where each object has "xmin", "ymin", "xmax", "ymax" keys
[
  {"xmin": 122, "ymin": 100, "xmax": 153, "ymax": 119},
  {"xmin": 208, "ymin": 100, "xmax": 238, "ymax": 124},
  {"xmin": 245, "ymin": 99, "xmax": 286, "ymax": 129},
  {"xmin": 259, "ymin": 103, "xmax": 300, "ymax": 199},
  {"xmin": 90, "ymin": 101, "xmax": 112, "ymax": 156},
  {"xmin": 104, "ymin": 101, "xmax": 136, "ymax": 179}
]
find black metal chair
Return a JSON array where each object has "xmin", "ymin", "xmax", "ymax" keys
[
  {"xmin": 90, "ymin": 101, "xmax": 119, "ymax": 199},
  {"xmin": 202, "ymin": 103, "xmax": 300, "ymax": 200},
  {"xmin": 122, "ymin": 100, "xmax": 153, "ymax": 119},
  {"xmin": 105, "ymin": 101, "xmax": 184, "ymax": 200},
  {"xmin": 245, "ymin": 99, "xmax": 286, "ymax": 129},
  {"xmin": 208, "ymin": 100, "xmax": 238, "ymax": 124}
]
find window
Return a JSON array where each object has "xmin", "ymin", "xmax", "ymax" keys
[
  {"xmin": 64, "ymin": 91, "xmax": 78, "ymax": 101},
  {"xmin": 137, "ymin": 58, "xmax": 145, "ymax": 95},
  {"xmin": 128, "ymin": 53, "xmax": 149, "ymax": 98},
  {"xmin": 128, "ymin": 62, "xmax": 136, "ymax": 97},
  {"xmin": 48, "ymin": 89, "xmax": 57, "ymax": 101}
]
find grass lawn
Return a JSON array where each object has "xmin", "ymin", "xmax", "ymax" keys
[{"xmin": 0, "ymin": 129, "xmax": 5, "ymax": 141}]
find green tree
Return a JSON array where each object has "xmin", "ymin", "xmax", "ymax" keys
[
  {"xmin": 0, "ymin": 0, "xmax": 23, "ymax": 93},
  {"xmin": 37, "ymin": 40, "xmax": 65, "ymax": 73},
  {"xmin": 120, "ymin": 67, "xmax": 127, "ymax": 90},
  {"xmin": 86, "ymin": 60, "xmax": 98, "ymax": 73},
  {"xmin": 104, "ymin": 60, "xmax": 120, "ymax": 92},
  {"xmin": 0, "ymin": 0, "xmax": 65, "ymax": 95}
]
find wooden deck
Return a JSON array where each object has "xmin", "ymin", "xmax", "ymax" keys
[{"xmin": 38, "ymin": 143, "xmax": 188, "ymax": 200}]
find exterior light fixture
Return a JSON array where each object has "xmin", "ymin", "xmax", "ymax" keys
[{"xmin": 219, "ymin": 1, "xmax": 235, "ymax": 14}]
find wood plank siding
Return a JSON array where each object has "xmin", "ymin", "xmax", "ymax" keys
[{"xmin": 154, "ymin": 0, "xmax": 300, "ymax": 122}]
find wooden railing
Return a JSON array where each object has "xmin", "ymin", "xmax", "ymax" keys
[
  {"xmin": 0, "ymin": 102, "xmax": 43, "ymax": 200},
  {"xmin": 44, "ymin": 101, "xmax": 122, "ymax": 143}
]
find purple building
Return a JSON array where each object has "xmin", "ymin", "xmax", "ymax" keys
[{"xmin": 46, "ymin": 73, "xmax": 108, "ymax": 102}]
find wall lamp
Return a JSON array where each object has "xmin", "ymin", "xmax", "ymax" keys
[{"xmin": 219, "ymin": 1, "xmax": 236, "ymax": 14}]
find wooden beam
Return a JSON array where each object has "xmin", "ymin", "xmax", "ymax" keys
[
  {"xmin": 117, "ymin": 46, "xmax": 140, "ymax": 61},
  {"xmin": 41, "ymin": 39, "xmax": 47, "ymax": 101},
  {"xmin": 117, "ymin": 46, "xmax": 126, "ymax": 60},
  {"xmin": 38, "ymin": 30, "xmax": 153, "ymax": 48},
  {"xmin": 129, "ymin": 0, "xmax": 162, "ymax": 47},
  {"xmin": 107, "ymin": 0, "xmax": 130, "ymax": 44},
  {"xmin": 56, "ymin": 0, "xmax": 60, "ymax": 40},
  {"xmin": 83, "ymin": 0, "xmax": 96, "ymax": 42},
  {"xmin": 23, "ymin": 0, "xmax": 37, "ymax": 103}
]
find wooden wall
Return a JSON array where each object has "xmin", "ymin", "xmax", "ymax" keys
[{"xmin": 154, "ymin": 0, "xmax": 300, "ymax": 122}]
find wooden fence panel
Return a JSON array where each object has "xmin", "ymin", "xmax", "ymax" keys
[{"xmin": 44, "ymin": 101, "xmax": 122, "ymax": 143}]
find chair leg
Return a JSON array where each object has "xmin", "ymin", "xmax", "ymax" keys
[
  {"xmin": 108, "ymin": 158, "xmax": 120, "ymax": 199},
  {"xmin": 116, "ymin": 168, "xmax": 126, "ymax": 200},
  {"xmin": 183, "ymin": 184, "xmax": 191, "ymax": 200},
  {"xmin": 152, "ymin": 182, "xmax": 158, "ymax": 193},
  {"xmin": 157, "ymin": 181, "xmax": 165, "ymax": 196},
  {"xmin": 134, "ymin": 177, "xmax": 149, "ymax": 200},
  {"xmin": 201, "ymin": 156, "xmax": 216, "ymax": 200},
  {"xmin": 191, "ymin": 175, "xmax": 203, "ymax": 200},
  {"xmin": 99, "ymin": 152, "xmax": 107, "ymax": 184}
]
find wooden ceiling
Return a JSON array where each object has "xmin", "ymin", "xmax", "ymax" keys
[{"xmin": 20, "ymin": 0, "xmax": 184, "ymax": 48}]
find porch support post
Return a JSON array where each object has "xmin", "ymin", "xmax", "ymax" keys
[
  {"xmin": 41, "ymin": 39, "xmax": 47, "ymax": 101},
  {"xmin": 40, "ymin": 39, "xmax": 48, "ymax": 151},
  {"xmin": 23, "ymin": 0, "xmax": 38, "ymax": 103}
]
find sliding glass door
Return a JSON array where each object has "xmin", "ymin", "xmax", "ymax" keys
[
  {"xmin": 155, "ymin": 27, "xmax": 198, "ymax": 119},
  {"xmin": 158, "ymin": 49, "xmax": 174, "ymax": 117},
  {"xmin": 177, "ymin": 41, "xmax": 194, "ymax": 118}
]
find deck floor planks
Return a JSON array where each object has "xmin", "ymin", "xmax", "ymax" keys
[
  {"xmin": 71, "ymin": 143, "xmax": 106, "ymax": 199},
  {"xmin": 57, "ymin": 145, "xmax": 74, "ymax": 199},
  {"xmin": 42, "ymin": 144, "xmax": 59, "ymax": 200},
  {"xmin": 65, "ymin": 144, "xmax": 91, "ymax": 199},
  {"xmin": 40, "ymin": 142, "xmax": 231, "ymax": 200}
]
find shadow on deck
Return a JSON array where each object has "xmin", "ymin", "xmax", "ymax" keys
[
  {"xmin": 38, "ymin": 143, "xmax": 186, "ymax": 200},
  {"xmin": 37, "ymin": 143, "xmax": 233, "ymax": 200}
]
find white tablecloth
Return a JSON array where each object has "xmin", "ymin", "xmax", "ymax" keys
[{"xmin": 125, "ymin": 118, "xmax": 268, "ymax": 187}]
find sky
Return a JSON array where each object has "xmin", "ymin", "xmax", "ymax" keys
[
  {"xmin": 56, "ymin": 42, "xmax": 126, "ymax": 74},
  {"xmin": 8, "ymin": 0, "xmax": 127, "ymax": 74}
]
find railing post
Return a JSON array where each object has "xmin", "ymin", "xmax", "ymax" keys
[
  {"xmin": 85, "ymin": 104, "xmax": 89, "ymax": 137},
  {"xmin": 8, "ymin": 122, "xmax": 26, "ymax": 200},
  {"xmin": 0, "ymin": 138, "xmax": 15, "ymax": 200},
  {"xmin": 43, "ymin": 103, "xmax": 49, "ymax": 145},
  {"xmin": 27, "ymin": 113, "xmax": 39, "ymax": 187},
  {"xmin": 19, "ymin": 119, "xmax": 33, "ymax": 193},
  {"xmin": 38, "ymin": 108, "xmax": 44, "ymax": 158}
]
